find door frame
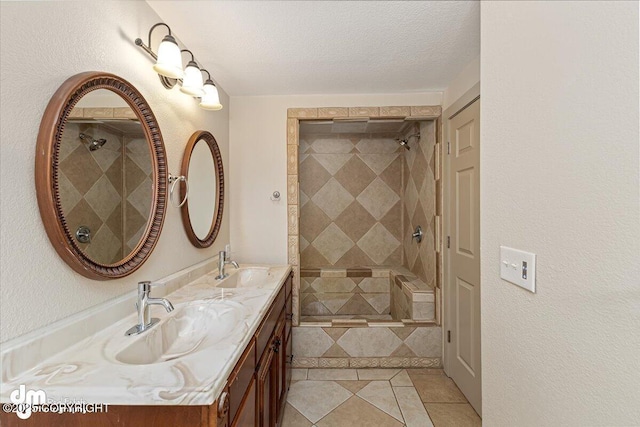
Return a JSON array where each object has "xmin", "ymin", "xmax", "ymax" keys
[{"xmin": 443, "ymin": 82, "xmax": 481, "ymax": 377}]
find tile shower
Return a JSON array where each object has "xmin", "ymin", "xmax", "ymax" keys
[
  {"xmin": 287, "ymin": 106, "xmax": 443, "ymax": 369},
  {"xmin": 59, "ymin": 117, "xmax": 151, "ymax": 264},
  {"xmin": 298, "ymin": 121, "xmax": 439, "ymax": 323}
]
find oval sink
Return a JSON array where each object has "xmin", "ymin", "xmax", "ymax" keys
[
  {"xmin": 216, "ymin": 267, "xmax": 273, "ymax": 289},
  {"xmin": 115, "ymin": 301, "xmax": 245, "ymax": 365}
]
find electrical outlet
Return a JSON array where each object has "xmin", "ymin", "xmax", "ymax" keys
[{"xmin": 500, "ymin": 246, "xmax": 536, "ymax": 293}]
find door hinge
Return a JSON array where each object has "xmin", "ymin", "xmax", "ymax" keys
[
  {"xmin": 447, "ymin": 141, "xmax": 450, "ymax": 155},
  {"xmin": 447, "ymin": 330, "xmax": 451, "ymax": 343},
  {"xmin": 447, "ymin": 236, "xmax": 450, "ymax": 248}
]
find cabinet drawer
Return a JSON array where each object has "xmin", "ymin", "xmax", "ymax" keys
[
  {"xmin": 228, "ymin": 338, "xmax": 256, "ymax": 424},
  {"xmin": 256, "ymin": 286, "xmax": 285, "ymax": 361}
]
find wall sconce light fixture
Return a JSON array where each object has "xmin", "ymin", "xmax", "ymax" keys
[
  {"xmin": 200, "ymin": 70, "xmax": 223, "ymax": 111},
  {"xmin": 180, "ymin": 50, "xmax": 205, "ymax": 97},
  {"xmin": 135, "ymin": 23, "xmax": 223, "ymax": 110}
]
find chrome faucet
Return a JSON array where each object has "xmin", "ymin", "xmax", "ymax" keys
[
  {"xmin": 125, "ymin": 281, "xmax": 174, "ymax": 336},
  {"xmin": 215, "ymin": 250, "xmax": 239, "ymax": 280}
]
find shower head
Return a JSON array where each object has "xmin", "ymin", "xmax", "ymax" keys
[
  {"xmin": 396, "ymin": 132, "xmax": 420, "ymax": 151},
  {"xmin": 397, "ymin": 139, "xmax": 411, "ymax": 150},
  {"xmin": 79, "ymin": 133, "xmax": 107, "ymax": 151}
]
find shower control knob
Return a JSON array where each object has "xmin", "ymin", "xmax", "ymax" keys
[{"xmin": 75, "ymin": 226, "xmax": 91, "ymax": 243}]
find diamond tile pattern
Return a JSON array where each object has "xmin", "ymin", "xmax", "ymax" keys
[
  {"xmin": 283, "ymin": 368, "xmax": 476, "ymax": 427},
  {"xmin": 402, "ymin": 122, "xmax": 438, "ymax": 286},
  {"xmin": 57, "ymin": 123, "xmax": 151, "ymax": 265},
  {"xmin": 313, "ymin": 224, "xmax": 354, "ymax": 264},
  {"xmin": 358, "ymin": 223, "xmax": 401, "ymax": 264},
  {"xmin": 299, "ymin": 126, "xmax": 438, "ymax": 322},
  {"xmin": 300, "ymin": 134, "xmax": 402, "ymax": 269},
  {"xmin": 312, "ymin": 178, "xmax": 355, "ymax": 220}
]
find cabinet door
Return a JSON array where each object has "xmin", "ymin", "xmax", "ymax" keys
[
  {"xmin": 274, "ymin": 315, "xmax": 287, "ymax": 421},
  {"xmin": 257, "ymin": 347, "xmax": 275, "ymax": 427},
  {"xmin": 285, "ymin": 330, "xmax": 293, "ymax": 391},
  {"xmin": 232, "ymin": 378, "xmax": 256, "ymax": 427}
]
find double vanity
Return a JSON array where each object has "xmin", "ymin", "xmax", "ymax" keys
[
  {"xmin": 1, "ymin": 263, "xmax": 294, "ymax": 426},
  {"xmin": 0, "ymin": 66, "xmax": 294, "ymax": 426}
]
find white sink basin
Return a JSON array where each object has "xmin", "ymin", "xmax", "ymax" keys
[
  {"xmin": 115, "ymin": 301, "xmax": 246, "ymax": 365},
  {"xmin": 216, "ymin": 267, "xmax": 273, "ymax": 289}
]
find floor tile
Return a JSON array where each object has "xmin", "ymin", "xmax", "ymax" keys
[
  {"xmin": 410, "ymin": 375, "xmax": 467, "ymax": 403},
  {"xmin": 334, "ymin": 380, "xmax": 371, "ymax": 394},
  {"xmin": 424, "ymin": 403, "xmax": 481, "ymax": 427},
  {"xmin": 316, "ymin": 396, "xmax": 404, "ymax": 427},
  {"xmin": 357, "ymin": 368, "xmax": 400, "ymax": 380},
  {"xmin": 356, "ymin": 381, "xmax": 403, "ymax": 422},
  {"xmin": 307, "ymin": 368, "xmax": 358, "ymax": 380},
  {"xmin": 393, "ymin": 386, "xmax": 434, "ymax": 427},
  {"xmin": 287, "ymin": 380, "xmax": 352, "ymax": 423},
  {"xmin": 390, "ymin": 369, "xmax": 413, "ymax": 386},
  {"xmin": 292, "ymin": 368, "xmax": 309, "ymax": 380},
  {"xmin": 406, "ymin": 368, "xmax": 445, "ymax": 376},
  {"xmin": 281, "ymin": 402, "xmax": 314, "ymax": 427}
]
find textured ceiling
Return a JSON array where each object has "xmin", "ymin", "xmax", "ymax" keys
[{"xmin": 146, "ymin": 1, "xmax": 480, "ymax": 96}]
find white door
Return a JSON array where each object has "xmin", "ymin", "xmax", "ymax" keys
[{"xmin": 446, "ymin": 99, "xmax": 481, "ymax": 415}]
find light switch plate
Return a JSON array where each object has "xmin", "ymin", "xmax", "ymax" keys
[{"xmin": 500, "ymin": 246, "xmax": 536, "ymax": 293}]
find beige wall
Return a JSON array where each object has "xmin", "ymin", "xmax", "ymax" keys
[
  {"xmin": 0, "ymin": 1, "xmax": 230, "ymax": 342},
  {"xmin": 442, "ymin": 55, "xmax": 479, "ymax": 111},
  {"xmin": 229, "ymin": 93, "xmax": 442, "ymax": 264},
  {"xmin": 481, "ymin": 1, "xmax": 639, "ymax": 425}
]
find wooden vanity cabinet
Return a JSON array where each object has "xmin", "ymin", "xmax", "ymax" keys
[{"xmin": 0, "ymin": 272, "xmax": 294, "ymax": 427}]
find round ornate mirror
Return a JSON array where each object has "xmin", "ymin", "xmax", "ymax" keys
[
  {"xmin": 180, "ymin": 130, "xmax": 224, "ymax": 248},
  {"xmin": 35, "ymin": 72, "xmax": 167, "ymax": 280}
]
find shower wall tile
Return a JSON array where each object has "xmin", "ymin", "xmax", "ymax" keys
[
  {"xmin": 410, "ymin": 106, "xmax": 442, "ymax": 117},
  {"xmin": 287, "ymin": 175, "xmax": 298, "ymax": 204},
  {"xmin": 318, "ymin": 107, "xmax": 349, "ymax": 118},
  {"xmin": 380, "ymin": 106, "xmax": 411, "ymax": 117},
  {"xmin": 287, "ymin": 144, "xmax": 299, "ymax": 174},
  {"xmin": 287, "ymin": 118, "xmax": 299, "ymax": 145},
  {"xmin": 292, "ymin": 325, "xmax": 442, "ymax": 368},
  {"xmin": 83, "ymin": 107, "xmax": 113, "ymax": 118},
  {"xmin": 58, "ymin": 119, "xmax": 152, "ymax": 266},
  {"xmin": 348, "ymin": 107, "xmax": 380, "ymax": 117},
  {"xmin": 403, "ymin": 121, "xmax": 437, "ymax": 287},
  {"xmin": 288, "ymin": 108, "xmax": 319, "ymax": 118},
  {"xmin": 288, "ymin": 205, "xmax": 299, "ymax": 235},
  {"xmin": 299, "ymin": 134, "xmax": 403, "ymax": 270}
]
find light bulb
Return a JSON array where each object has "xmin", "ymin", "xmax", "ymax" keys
[
  {"xmin": 153, "ymin": 35, "xmax": 183, "ymax": 79},
  {"xmin": 180, "ymin": 61, "xmax": 204, "ymax": 97},
  {"xmin": 200, "ymin": 79, "xmax": 223, "ymax": 110}
]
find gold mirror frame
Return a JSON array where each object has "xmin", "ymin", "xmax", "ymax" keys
[
  {"xmin": 180, "ymin": 130, "xmax": 224, "ymax": 248},
  {"xmin": 35, "ymin": 72, "xmax": 167, "ymax": 280}
]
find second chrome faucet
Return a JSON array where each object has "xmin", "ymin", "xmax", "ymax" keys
[{"xmin": 215, "ymin": 250, "xmax": 239, "ymax": 280}]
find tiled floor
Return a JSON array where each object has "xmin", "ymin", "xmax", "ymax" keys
[{"xmin": 283, "ymin": 368, "xmax": 481, "ymax": 427}]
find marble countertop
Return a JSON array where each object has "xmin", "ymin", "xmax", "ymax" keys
[{"xmin": 0, "ymin": 264, "xmax": 291, "ymax": 406}]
